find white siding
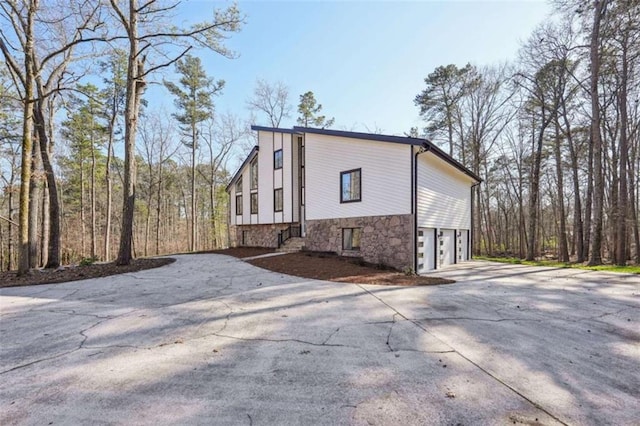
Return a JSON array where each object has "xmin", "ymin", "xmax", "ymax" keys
[
  {"xmin": 292, "ymin": 136, "xmax": 300, "ymax": 223},
  {"xmin": 242, "ymin": 167, "xmax": 250, "ymax": 224},
  {"xmin": 257, "ymin": 132, "xmax": 274, "ymax": 224},
  {"xmin": 282, "ymin": 133, "xmax": 293, "ymax": 223},
  {"xmin": 229, "ymin": 165, "xmax": 249, "ymax": 226},
  {"xmin": 305, "ymin": 134, "xmax": 412, "ymax": 220},
  {"xmin": 417, "ymin": 152, "xmax": 474, "ymax": 229},
  {"xmin": 230, "ymin": 185, "xmax": 237, "ymax": 225}
]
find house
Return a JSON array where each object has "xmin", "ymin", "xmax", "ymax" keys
[{"xmin": 226, "ymin": 125, "xmax": 481, "ymax": 273}]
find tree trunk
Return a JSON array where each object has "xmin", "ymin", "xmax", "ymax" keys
[
  {"xmin": 117, "ymin": 1, "xmax": 144, "ymax": 266},
  {"xmin": 90, "ymin": 123, "xmax": 97, "ymax": 260},
  {"xmin": 28, "ymin": 139, "xmax": 41, "ymax": 268},
  {"xmin": 588, "ymin": 0, "xmax": 607, "ymax": 266},
  {"xmin": 80, "ymin": 150, "xmax": 86, "ymax": 258},
  {"xmin": 527, "ymin": 113, "xmax": 547, "ymax": 261},
  {"xmin": 553, "ymin": 119, "xmax": 569, "ymax": 262},
  {"xmin": 191, "ymin": 123, "xmax": 197, "ymax": 252},
  {"xmin": 104, "ymin": 119, "xmax": 114, "ymax": 261},
  {"xmin": 616, "ymin": 37, "xmax": 629, "ymax": 265},
  {"xmin": 40, "ymin": 181, "xmax": 49, "ymax": 267},
  {"xmin": 561, "ymin": 98, "xmax": 584, "ymax": 262},
  {"xmin": 33, "ymin": 100, "xmax": 61, "ymax": 268},
  {"xmin": 155, "ymin": 161, "xmax": 163, "ymax": 256},
  {"xmin": 18, "ymin": 4, "xmax": 36, "ymax": 275}
]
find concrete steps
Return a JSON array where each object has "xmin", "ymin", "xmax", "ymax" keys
[{"xmin": 277, "ymin": 237, "xmax": 306, "ymax": 253}]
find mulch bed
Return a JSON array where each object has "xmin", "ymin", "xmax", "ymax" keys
[
  {"xmin": 247, "ymin": 251, "xmax": 454, "ymax": 286},
  {"xmin": 0, "ymin": 258, "xmax": 175, "ymax": 288}
]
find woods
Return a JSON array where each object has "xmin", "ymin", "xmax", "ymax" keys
[
  {"xmin": 414, "ymin": 0, "xmax": 640, "ymax": 266},
  {"xmin": 1, "ymin": 0, "xmax": 639, "ymax": 273}
]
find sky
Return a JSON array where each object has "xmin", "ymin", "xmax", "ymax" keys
[{"xmin": 147, "ymin": 0, "xmax": 552, "ymax": 141}]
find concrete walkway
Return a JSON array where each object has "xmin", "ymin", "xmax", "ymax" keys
[{"xmin": 0, "ymin": 256, "xmax": 638, "ymax": 425}]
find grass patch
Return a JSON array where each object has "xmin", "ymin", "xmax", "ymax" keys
[{"xmin": 476, "ymin": 256, "xmax": 640, "ymax": 274}]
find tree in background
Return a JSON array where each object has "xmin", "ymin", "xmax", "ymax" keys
[
  {"xmin": 107, "ymin": 0, "xmax": 243, "ymax": 265},
  {"xmin": 247, "ymin": 79, "xmax": 291, "ymax": 128},
  {"xmin": 297, "ymin": 91, "xmax": 334, "ymax": 128},
  {"xmin": 60, "ymin": 84, "xmax": 108, "ymax": 260},
  {"xmin": 164, "ymin": 54, "xmax": 224, "ymax": 252},
  {"xmin": 414, "ymin": 64, "xmax": 473, "ymax": 156},
  {"xmin": 100, "ymin": 49, "xmax": 127, "ymax": 261}
]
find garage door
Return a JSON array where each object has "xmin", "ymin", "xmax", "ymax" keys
[
  {"xmin": 417, "ymin": 228, "xmax": 436, "ymax": 272},
  {"xmin": 439, "ymin": 229, "xmax": 456, "ymax": 267}
]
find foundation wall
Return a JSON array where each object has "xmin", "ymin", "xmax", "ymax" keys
[
  {"xmin": 230, "ymin": 223, "xmax": 293, "ymax": 248},
  {"xmin": 305, "ymin": 214, "xmax": 414, "ymax": 270}
]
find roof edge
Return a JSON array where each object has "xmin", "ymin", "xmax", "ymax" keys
[
  {"xmin": 225, "ymin": 145, "xmax": 259, "ymax": 192},
  {"xmin": 251, "ymin": 125, "xmax": 300, "ymax": 134}
]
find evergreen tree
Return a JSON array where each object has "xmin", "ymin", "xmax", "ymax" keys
[
  {"xmin": 297, "ymin": 91, "xmax": 334, "ymax": 128},
  {"xmin": 164, "ymin": 54, "xmax": 224, "ymax": 252}
]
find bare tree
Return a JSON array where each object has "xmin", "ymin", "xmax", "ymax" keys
[
  {"xmin": 247, "ymin": 79, "xmax": 291, "ymax": 128},
  {"xmin": 106, "ymin": 0, "xmax": 243, "ymax": 265}
]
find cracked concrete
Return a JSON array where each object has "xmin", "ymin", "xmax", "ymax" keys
[{"xmin": 0, "ymin": 256, "xmax": 638, "ymax": 425}]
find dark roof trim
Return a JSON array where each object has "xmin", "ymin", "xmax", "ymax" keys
[
  {"xmin": 293, "ymin": 126, "xmax": 481, "ymax": 182},
  {"xmin": 225, "ymin": 145, "xmax": 259, "ymax": 192},
  {"xmin": 251, "ymin": 125, "xmax": 300, "ymax": 135}
]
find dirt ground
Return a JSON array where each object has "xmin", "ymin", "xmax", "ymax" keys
[
  {"xmin": 246, "ymin": 251, "xmax": 454, "ymax": 286},
  {"xmin": 0, "ymin": 248, "xmax": 453, "ymax": 288},
  {"xmin": 0, "ymin": 258, "xmax": 175, "ymax": 288}
]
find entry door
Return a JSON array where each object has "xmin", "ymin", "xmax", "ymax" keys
[
  {"xmin": 440, "ymin": 229, "xmax": 455, "ymax": 267},
  {"xmin": 417, "ymin": 228, "xmax": 435, "ymax": 272}
]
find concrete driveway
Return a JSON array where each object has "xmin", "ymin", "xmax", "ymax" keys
[{"xmin": 0, "ymin": 256, "xmax": 638, "ymax": 425}]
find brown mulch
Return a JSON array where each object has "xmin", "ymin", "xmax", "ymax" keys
[
  {"xmin": 0, "ymin": 258, "xmax": 175, "ymax": 288},
  {"xmin": 247, "ymin": 251, "xmax": 454, "ymax": 286}
]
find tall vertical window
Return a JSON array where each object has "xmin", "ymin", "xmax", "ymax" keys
[
  {"xmin": 342, "ymin": 228, "xmax": 362, "ymax": 250},
  {"xmin": 340, "ymin": 168, "xmax": 361, "ymax": 203},
  {"xmin": 235, "ymin": 195, "xmax": 242, "ymax": 215},
  {"xmin": 250, "ymin": 157, "xmax": 258, "ymax": 190},
  {"xmin": 274, "ymin": 149, "xmax": 283, "ymax": 169},
  {"xmin": 235, "ymin": 176, "xmax": 242, "ymax": 193},
  {"xmin": 274, "ymin": 188, "xmax": 283, "ymax": 212},
  {"xmin": 250, "ymin": 193, "xmax": 258, "ymax": 214}
]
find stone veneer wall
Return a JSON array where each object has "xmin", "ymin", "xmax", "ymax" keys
[
  {"xmin": 305, "ymin": 214, "xmax": 414, "ymax": 271},
  {"xmin": 230, "ymin": 223, "xmax": 293, "ymax": 248}
]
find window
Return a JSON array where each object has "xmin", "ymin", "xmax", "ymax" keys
[
  {"xmin": 250, "ymin": 193, "xmax": 258, "ymax": 214},
  {"xmin": 274, "ymin": 149, "xmax": 283, "ymax": 169},
  {"xmin": 235, "ymin": 176, "xmax": 242, "ymax": 193},
  {"xmin": 250, "ymin": 157, "xmax": 258, "ymax": 190},
  {"xmin": 340, "ymin": 168, "xmax": 361, "ymax": 203},
  {"xmin": 235, "ymin": 195, "xmax": 242, "ymax": 215},
  {"xmin": 342, "ymin": 228, "xmax": 362, "ymax": 250},
  {"xmin": 274, "ymin": 188, "xmax": 283, "ymax": 212}
]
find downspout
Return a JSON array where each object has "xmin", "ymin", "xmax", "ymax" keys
[
  {"xmin": 413, "ymin": 142, "xmax": 431, "ymax": 272},
  {"xmin": 470, "ymin": 181, "xmax": 481, "ymax": 259}
]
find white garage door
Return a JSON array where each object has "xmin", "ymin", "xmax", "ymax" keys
[
  {"xmin": 439, "ymin": 229, "xmax": 456, "ymax": 267},
  {"xmin": 417, "ymin": 228, "xmax": 436, "ymax": 273}
]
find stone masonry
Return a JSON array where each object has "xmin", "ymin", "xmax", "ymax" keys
[
  {"xmin": 230, "ymin": 223, "xmax": 293, "ymax": 248},
  {"xmin": 305, "ymin": 214, "xmax": 414, "ymax": 271}
]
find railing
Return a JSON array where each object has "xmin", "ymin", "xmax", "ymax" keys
[{"xmin": 277, "ymin": 225, "xmax": 301, "ymax": 248}]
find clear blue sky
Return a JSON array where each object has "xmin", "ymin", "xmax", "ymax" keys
[{"xmin": 149, "ymin": 0, "xmax": 551, "ymax": 136}]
